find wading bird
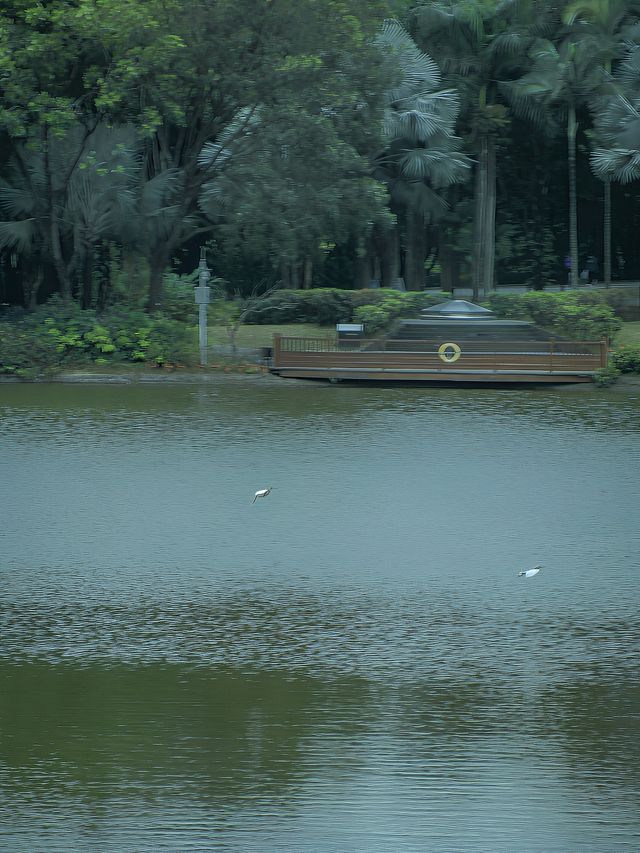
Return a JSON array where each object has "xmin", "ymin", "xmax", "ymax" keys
[
  {"xmin": 518, "ymin": 565, "xmax": 542, "ymax": 578},
  {"xmin": 253, "ymin": 487, "xmax": 272, "ymax": 503}
]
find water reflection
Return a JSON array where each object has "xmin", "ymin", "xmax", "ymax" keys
[
  {"xmin": 1, "ymin": 379, "xmax": 639, "ymax": 850},
  {"xmin": 1, "ymin": 662, "xmax": 638, "ymax": 851},
  {"xmin": 3, "ymin": 377, "xmax": 640, "ymax": 438}
]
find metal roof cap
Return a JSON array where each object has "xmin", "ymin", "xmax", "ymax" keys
[{"xmin": 421, "ymin": 299, "xmax": 495, "ymax": 319}]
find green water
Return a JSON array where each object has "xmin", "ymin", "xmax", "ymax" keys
[{"xmin": 1, "ymin": 377, "xmax": 639, "ymax": 851}]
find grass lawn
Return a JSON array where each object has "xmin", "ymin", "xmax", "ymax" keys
[
  {"xmin": 616, "ymin": 321, "xmax": 640, "ymax": 346},
  {"xmin": 207, "ymin": 323, "xmax": 329, "ymax": 348}
]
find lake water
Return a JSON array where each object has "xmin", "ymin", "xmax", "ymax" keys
[{"xmin": 1, "ymin": 376, "xmax": 639, "ymax": 852}]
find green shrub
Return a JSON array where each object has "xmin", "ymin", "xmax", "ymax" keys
[
  {"xmin": 297, "ymin": 289, "xmax": 353, "ymax": 325},
  {"xmin": 0, "ymin": 296, "xmax": 198, "ymax": 375},
  {"xmin": 484, "ymin": 290, "xmax": 622, "ymax": 341},
  {"xmin": 482, "ymin": 293, "xmax": 531, "ymax": 320},
  {"xmin": 610, "ymin": 344, "xmax": 640, "ymax": 373},
  {"xmin": 145, "ymin": 317, "xmax": 197, "ymax": 366},
  {"xmin": 0, "ymin": 322, "xmax": 61, "ymax": 376},
  {"xmin": 593, "ymin": 366, "xmax": 621, "ymax": 387},
  {"xmin": 241, "ymin": 288, "xmax": 449, "ymax": 327},
  {"xmin": 351, "ymin": 290, "xmax": 449, "ymax": 334},
  {"xmin": 353, "ymin": 304, "xmax": 390, "ymax": 335}
]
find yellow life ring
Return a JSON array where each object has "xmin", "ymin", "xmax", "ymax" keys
[{"xmin": 438, "ymin": 342, "xmax": 462, "ymax": 363}]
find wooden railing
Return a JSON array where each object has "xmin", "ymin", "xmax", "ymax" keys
[{"xmin": 272, "ymin": 335, "xmax": 607, "ymax": 375}]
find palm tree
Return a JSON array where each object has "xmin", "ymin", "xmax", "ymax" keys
[
  {"xmin": 0, "ymin": 123, "xmax": 136, "ymax": 307},
  {"xmin": 591, "ymin": 45, "xmax": 640, "ymax": 248},
  {"xmin": 564, "ymin": 0, "xmax": 640, "ymax": 285},
  {"xmin": 563, "ymin": 0, "xmax": 640, "ymax": 287},
  {"xmin": 503, "ymin": 36, "xmax": 607, "ymax": 288},
  {"xmin": 64, "ymin": 126, "xmax": 137, "ymax": 306},
  {"xmin": 410, "ymin": 0, "xmax": 539, "ymax": 298},
  {"xmin": 372, "ymin": 19, "xmax": 470, "ymax": 289},
  {"xmin": 0, "ymin": 152, "xmax": 47, "ymax": 308}
]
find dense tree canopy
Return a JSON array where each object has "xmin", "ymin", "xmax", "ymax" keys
[{"xmin": 2, "ymin": 0, "xmax": 640, "ymax": 309}]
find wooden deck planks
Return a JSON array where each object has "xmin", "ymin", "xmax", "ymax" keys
[{"xmin": 271, "ymin": 335, "xmax": 607, "ymax": 383}]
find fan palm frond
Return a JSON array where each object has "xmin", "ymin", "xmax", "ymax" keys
[
  {"xmin": 198, "ymin": 107, "xmax": 260, "ymax": 171},
  {"xmin": 617, "ymin": 44, "xmax": 640, "ymax": 86},
  {"xmin": 139, "ymin": 169, "xmax": 182, "ymax": 218},
  {"xmin": 0, "ymin": 181, "xmax": 38, "ymax": 217},
  {"xmin": 0, "ymin": 219, "xmax": 37, "ymax": 253},
  {"xmin": 488, "ymin": 30, "xmax": 526, "ymax": 58},
  {"xmin": 591, "ymin": 147, "xmax": 640, "ymax": 182},
  {"xmin": 377, "ymin": 19, "xmax": 441, "ymax": 90},
  {"xmin": 398, "ymin": 147, "xmax": 470, "ymax": 184}
]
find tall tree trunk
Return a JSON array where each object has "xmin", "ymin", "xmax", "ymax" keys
[
  {"xmin": 148, "ymin": 248, "xmax": 170, "ymax": 311},
  {"xmin": 81, "ymin": 244, "xmax": 93, "ymax": 309},
  {"xmin": 97, "ymin": 242, "xmax": 112, "ymax": 312},
  {"xmin": 289, "ymin": 261, "xmax": 300, "ymax": 290},
  {"xmin": 404, "ymin": 211, "xmax": 426, "ymax": 291},
  {"xmin": 354, "ymin": 240, "xmax": 371, "ymax": 289},
  {"xmin": 50, "ymin": 220, "xmax": 73, "ymax": 301},
  {"xmin": 482, "ymin": 135, "xmax": 496, "ymax": 295},
  {"xmin": 279, "ymin": 258, "xmax": 290, "ymax": 288},
  {"xmin": 439, "ymin": 238, "xmax": 459, "ymax": 295},
  {"xmin": 302, "ymin": 256, "xmax": 313, "ymax": 290},
  {"xmin": 472, "ymin": 133, "xmax": 488, "ymax": 301},
  {"xmin": 380, "ymin": 225, "xmax": 400, "ymax": 287},
  {"xmin": 604, "ymin": 178, "xmax": 611, "ymax": 287},
  {"xmin": 568, "ymin": 104, "xmax": 579, "ymax": 289},
  {"xmin": 43, "ymin": 126, "xmax": 73, "ymax": 302},
  {"xmin": 23, "ymin": 268, "xmax": 43, "ymax": 311},
  {"xmin": 372, "ymin": 254, "xmax": 382, "ymax": 285}
]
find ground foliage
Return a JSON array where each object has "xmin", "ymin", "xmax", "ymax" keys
[{"xmin": 0, "ymin": 296, "xmax": 197, "ymax": 377}]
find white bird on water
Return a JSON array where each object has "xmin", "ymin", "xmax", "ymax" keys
[
  {"xmin": 253, "ymin": 487, "xmax": 272, "ymax": 503},
  {"xmin": 518, "ymin": 565, "xmax": 542, "ymax": 578}
]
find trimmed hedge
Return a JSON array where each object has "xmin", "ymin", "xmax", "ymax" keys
[
  {"xmin": 483, "ymin": 290, "xmax": 622, "ymax": 342},
  {"xmin": 242, "ymin": 288, "xmax": 450, "ymax": 328}
]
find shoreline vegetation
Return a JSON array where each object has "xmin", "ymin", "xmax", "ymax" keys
[{"xmin": 1, "ymin": 288, "xmax": 639, "ymax": 387}]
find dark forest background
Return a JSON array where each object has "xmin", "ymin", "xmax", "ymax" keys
[{"xmin": 3, "ymin": 0, "xmax": 640, "ymax": 311}]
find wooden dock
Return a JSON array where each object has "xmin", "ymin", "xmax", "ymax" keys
[{"xmin": 270, "ymin": 336, "xmax": 608, "ymax": 384}]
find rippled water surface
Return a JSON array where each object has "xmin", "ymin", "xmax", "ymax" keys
[{"xmin": 1, "ymin": 378, "xmax": 639, "ymax": 851}]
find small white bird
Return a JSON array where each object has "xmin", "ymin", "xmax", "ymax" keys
[
  {"xmin": 518, "ymin": 565, "xmax": 542, "ymax": 578},
  {"xmin": 253, "ymin": 487, "xmax": 272, "ymax": 503}
]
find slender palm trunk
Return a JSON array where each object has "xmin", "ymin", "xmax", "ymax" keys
[
  {"xmin": 439, "ymin": 239, "xmax": 459, "ymax": 295},
  {"xmin": 290, "ymin": 261, "xmax": 300, "ymax": 290},
  {"xmin": 482, "ymin": 135, "xmax": 496, "ymax": 295},
  {"xmin": 604, "ymin": 179, "xmax": 611, "ymax": 286},
  {"xmin": 23, "ymin": 268, "xmax": 43, "ymax": 310},
  {"xmin": 82, "ymin": 243, "xmax": 93, "ymax": 309},
  {"xmin": 372, "ymin": 254, "xmax": 382, "ymax": 285},
  {"xmin": 148, "ymin": 248, "xmax": 170, "ymax": 311},
  {"xmin": 354, "ymin": 240, "xmax": 371, "ymax": 289},
  {"xmin": 43, "ymin": 126, "xmax": 73, "ymax": 301},
  {"xmin": 302, "ymin": 256, "xmax": 313, "ymax": 289},
  {"xmin": 472, "ymin": 133, "xmax": 493, "ymax": 300},
  {"xmin": 50, "ymin": 220, "xmax": 73, "ymax": 301},
  {"xmin": 404, "ymin": 211, "xmax": 426, "ymax": 291},
  {"xmin": 279, "ymin": 258, "xmax": 290, "ymax": 288},
  {"xmin": 380, "ymin": 225, "xmax": 400, "ymax": 287},
  {"xmin": 568, "ymin": 104, "xmax": 579, "ymax": 288}
]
